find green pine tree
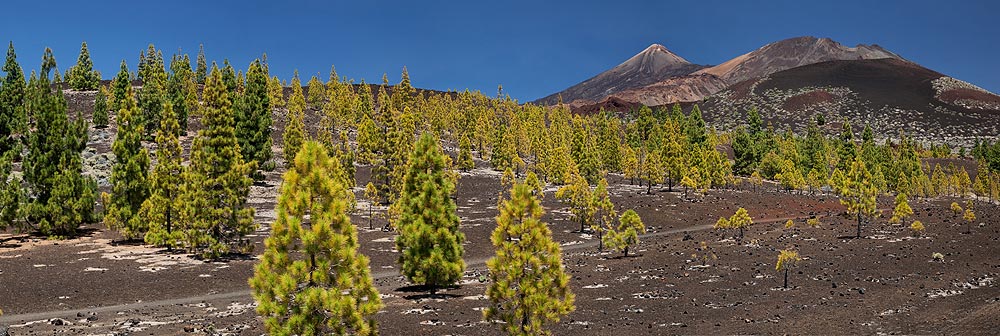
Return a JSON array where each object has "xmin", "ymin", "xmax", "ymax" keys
[
  {"xmin": 0, "ymin": 150, "xmax": 23, "ymax": 230},
  {"xmin": 235, "ymin": 59, "xmax": 273, "ymax": 176},
  {"xmin": 141, "ymin": 101, "xmax": 184, "ymax": 248},
  {"xmin": 395, "ymin": 133, "xmax": 465, "ymax": 293},
  {"xmin": 167, "ymin": 53, "xmax": 195, "ymax": 134},
  {"xmin": 68, "ymin": 41, "xmax": 100, "ymax": 91},
  {"xmin": 111, "ymin": 60, "xmax": 131, "ymax": 113},
  {"xmin": 177, "ymin": 66, "xmax": 256, "ymax": 258},
  {"xmin": 221, "ymin": 59, "xmax": 237, "ymax": 93},
  {"xmin": 103, "ymin": 84, "xmax": 150, "ymax": 240},
  {"xmin": 23, "ymin": 50, "xmax": 96, "ymax": 237},
  {"xmin": 485, "ymin": 182, "xmax": 575, "ymax": 335},
  {"xmin": 1, "ymin": 42, "xmax": 27, "ymax": 156},
  {"xmin": 250, "ymin": 141, "xmax": 381, "ymax": 335},
  {"xmin": 195, "ymin": 44, "xmax": 207, "ymax": 84},
  {"xmin": 137, "ymin": 45, "xmax": 167, "ymax": 136},
  {"xmin": 92, "ymin": 85, "xmax": 109, "ymax": 128}
]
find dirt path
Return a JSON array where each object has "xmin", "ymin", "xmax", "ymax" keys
[{"xmin": 0, "ymin": 209, "xmax": 845, "ymax": 325}]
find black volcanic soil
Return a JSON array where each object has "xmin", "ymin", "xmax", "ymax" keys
[
  {"xmin": 782, "ymin": 90, "xmax": 836, "ymax": 111},
  {"xmin": 758, "ymin": 59, "xmax": 947, "ymax": 111}
]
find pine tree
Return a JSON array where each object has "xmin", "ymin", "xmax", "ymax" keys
[
  {"xmin": 111, "ymin": 60, "xmax": 131, "ymax": 113},
  {"xmin": 591, "ymin": 177, "xmax": 616, "ymax": 251},
  {"xmin": 250, "ymin": 141, "xmax": 381, "ymax": 336},
  {"xmin": 622, "ymin": 145, "xmax": 639, "ymax": 185},
  {"xmin": 178, "ymin": 66, "xmax": 255, "ymax": 258},
  {"xmin": 167, "ymin": 54, "xmax": 195, "ymax": 134},
  {"xmin": 334, "ymin": 131, "xmax": 356, "ymax": 187},
  {"xmin": 0, "ymin": 151, "xmax": 23, "ymax": 230},
  {"xmin": 833, "ymin": 157, "xmax": 879, "ymax": 238},
  {"xmin": 235, "ymin": 59, "xmax": 273, "ymax": 176},
  {"xmin": 283, "ymin": 73, "xmax": 307, "ymax": 166},
  {"xmin": 525, "ymin": 170, "xmax": 544, "ymax": 199},
  {"xmin": 395, "ymin": 133, "xmax": 465, "ymax": 292},
  {"xmin": 605, "ymin": 209, "xmax": 645, "ymax": 257},
  {"xmin": 92, "ymin": 85, "xmax": 109, "ymax": 128},
  {"xmin": 195, "ymin": 44, "xmax": 207, "ymax": 84},
  {"xmin": 889, "ymin": 193, "xmax": 913, "ymax": 224},
  {"xmin": 137, "ymin": 45, "xmax": 167, "ymax": 136},
  {"xmin": 555, "ymin": 170, "xmax": 595, "ymax": 233},
  {"xmin": 775, "ymin": 249, "xmax": 801, "ymax": 289},
  {"xmin": 973, "ymin": 160, "xmax": 990, "ymax": 200},
  {"xmin": 686, "ymin": 104, "xmax": 707, "ymax": 145},
  {"xmin": 485, "ymin": 182, "xmax": 574, "ymax": 335},
  {"xmin": 458, "ymin": 134, "xmax": 475, "ymax": 171},
  {"xmin": 306, "ymin": 74, "xmax": 326, "ymax": 109},
  {"xmin": 750, "ymin": 170, "xmax": 763, "ymax": 193},
  {"xmin": 837, "ymin": 120, "xmax": 857, "ymax": 171},
  {"xmin": 103, "ymin": 84, "xmax": 150, "ymax": 240},
  {"xmin": 221, "ymin": 59, "xmax": 237, "ymax": 94},
  {"xmin": 0, "ymin": 42, "xmax": 26, "ymax": 156},
  {"xmin": 910, "ymin": 220, "xmax": 925, "ymax": 237},
  {"xmin": 23, "ymin": 50, "xmax": 96, "ymax": 237},
  {"xmin": 68, "ymin": 41, "xmax": 100, "ymax": 91},
  {"xmin": 364, "ymin": 182, "xmax": 378, "ymax": 230},
  {"xmin": 963, "ymin": 203, "xmax": 976, "ymax": 234},
  {"xmin": 141, "ymin": 101, "xmax": 184, "ymax": 248},
  {"xmin": 268, "ymin": 75, "xmax": 285, "ymax": 108},
  {"xmin": 728, "ymin": 207, "xmax": 753, "ymax": 240}
]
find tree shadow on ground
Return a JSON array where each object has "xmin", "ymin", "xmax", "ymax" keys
[
  {"xmin": 1, "ymin": 227, "xmax": 100, "ymax": 248},
  {"xmin": 396, "ymin": 284, "xmax": 463, "ymax": 301}
]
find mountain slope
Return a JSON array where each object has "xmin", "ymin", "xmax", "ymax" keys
[
  {"xmin": 533, "ymin": 44, "xmax": 708, "ymax": 105},
  {"xmin": 694, "ymin": 36, "xmax": 901, "ymax": 85},
  {"xmin": 699, "ymin": 58, "xmax": 1000, "ymax": 144}
]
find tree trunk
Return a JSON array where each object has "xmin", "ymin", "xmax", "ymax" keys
[
  {"xmin": 784, "ymin": 269, "xmax": 789, "ymax": 289},
  {"xmin": 624, "ymin": 245, "xmax": 629, "ymax": 258},
  {"xmin": 597, "ymin": 231, "xmax": 603, "ymax": 251},
  {"xmin": 368, "ymin": 204, "xmax": 373, "ymax": 230},
  {"xmin": 856, "ymin": 213, "xmax": 862, "ymax": 238},
  {"xmin": 739, "ymin": 226, "xmax": 744, "ymax": 241}
]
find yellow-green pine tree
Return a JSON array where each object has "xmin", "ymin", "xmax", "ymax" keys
[
  {"xmin": 250, "ymin": 141, "xmax": 381, "ymax": 335},
  {"xmin": 485, "ymin": 182, "xmax": 574, "ymax": 335},
  {"xmin": 776, "ymin": 249, "xmax": 801, "ymax": 289},
  {"xmin": 395, "ymin": 133, "xmax": 465, "ymax": 293},
  {"xmin": 283, "ymin": 73, "xmax": 308, "ymax": 166},
  {"xmin": 103, "ymin": 84, "xmax": 150, "ymax": 240},
  {"xmin": 141, "ymin": 102, "xmax": 184, "ymax": 248},
  {"xmin": 178, "ymin": 66, "xmax": 255, "ymax": 258}
]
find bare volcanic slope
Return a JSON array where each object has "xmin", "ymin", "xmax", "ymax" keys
[
  {"xmin": 700, "ymin": 58, "xmax": 1000, "ymax": 145},
  {"xmin": 533, "ymin": 44, "xmax": 708, "ymax": 106},
  {"xmin": 695, "ymin": 36, "xmax": 901, "ymax": 85},
  {"xmin": 575, "ymin": 36, "xmax": 904, "ymax": 109}
]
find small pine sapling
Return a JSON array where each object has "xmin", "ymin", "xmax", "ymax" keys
[{"xmin": 775, "ymin": 249, "xmax": 802, "ymax": 289}]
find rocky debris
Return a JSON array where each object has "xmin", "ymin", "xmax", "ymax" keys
[
  {"xmin": 48, "ymin": 318, "xmax": 71, "ymax": 326},
  {"xmin": 76, "ymin": 311, "xmax": 98, "ymax": 322}
]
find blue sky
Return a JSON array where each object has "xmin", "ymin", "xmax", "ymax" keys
[{"xmin": 1, "ymin": 0, "xmax": 997, "ymax": 101}]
